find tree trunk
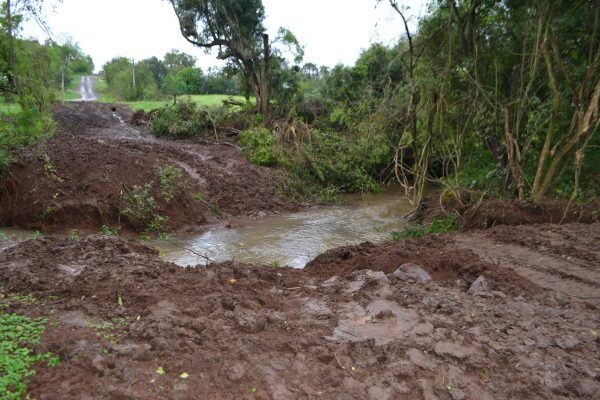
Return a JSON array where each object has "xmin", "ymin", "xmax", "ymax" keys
[
  {"xmin": 259, "ymin": 33, "xmax": 271, "ymax": 119},
  {"xmin": 6, "ymin": 0, "xmax": 21, "ymax": 99}
]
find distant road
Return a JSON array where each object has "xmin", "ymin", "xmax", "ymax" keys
[{"xmin": 78, "ymin": 76, "xmax": 97, "ymax": 101}]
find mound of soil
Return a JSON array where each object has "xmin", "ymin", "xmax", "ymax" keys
[
  {"xmin": 414, "ymin": 194, "xmax": 598, "ymax": 230},
  {"xmin": 461, "ymin": 199, "xmax": 599, "ymax": 229},
  {"xmin": 1, "ymin": 229, "xmax": 599, "ymax": 399},
  {"xmin": 305, "ymin": 233, "xmax": 538, "ymax": 296},
  {"xmin": 0, "ymin": 102, "xmax": 294, "ymax": 232}
]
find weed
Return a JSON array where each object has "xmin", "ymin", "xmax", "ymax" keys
[
  {"xmin": 146, "ymin": 215, "xmax": 168, "ymax": 234},
  {"xmin": 191, "ymin": 192, "xmax": 206, "ymax": 202},
  {"xmin": 43, "ymin": 202, "xmax": 60, "ymax": 218},
  {"xmin": 393, "ymin": 213, "xmax": 460, "ymax": 240},
  {"xmin": 0, "ymin": 313, "xmax": 58, "ymax": 399},
  {"xmin": 30, "ymin": 231, "xmax": 43, "ymax": 239},
  {"xmin": 0, "ymin": 292, "xmax": 37, "ymax": 308},
  {"xmin": 42, "ymin": 154, "xmax": 62, "ymax": 182},
  {"xmin": 268, "ymin": 260, "xmax": 281, "ymax": 268},
  {"xmin": 70, "ymin": 229, "xmax": 80, "ymax": 240},
  {"xmin": 158, "ymin": 232, "xmax": 173, "ymax": 241},
  {"xmin": 101, "ymin": 225, "xmax": 121, "ymax": 236},
  {"xmin": 156, "ymin": 164, "xmax": 187, "ymax": 202}
]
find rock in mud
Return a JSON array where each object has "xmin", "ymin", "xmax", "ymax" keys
[
  {"xmin": 234, "ymin": 307, "xmax": 266, "ymax": 333},
  {"xmin": 555, "ymin": 335, "xmax": 581, "ymax": 350},
  {"xmin": 467, "ymin": 275, "xmax": 489, "ymax": 294},
  {"xmin": 434, "ymin": 342, "xmax": 475, "ymax": 360},
  {"xmin": 392, "ymin": 263, "xmax": 432, "ymax": 282}
]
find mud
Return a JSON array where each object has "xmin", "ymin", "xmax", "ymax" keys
[
  {"xmin": 415, "ymin": 194, "xmax": 598, "ymax": 229},
  {"xmin": 0, "ymin": 102, "xmax": 294, "ymax": 232},
  {"xmin": 1, "ymin": 222, "xmax": 599, "ymax": 399}
]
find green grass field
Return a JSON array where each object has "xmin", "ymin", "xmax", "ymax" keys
[
  {"xmin": 93, "ymin": 76, "xmax": 249, "ymax": 111},
  {"xmin": 113, "ymin": 94, "xmax": 249, "ymax": 112}
]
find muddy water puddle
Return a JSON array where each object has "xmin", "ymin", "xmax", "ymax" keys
[{"xmin": 154, "ymin": 188, "xmax": 413, "ymax": 268}]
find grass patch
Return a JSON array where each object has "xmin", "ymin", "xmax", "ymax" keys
[
  {"xmin": 0, "ymin": 98, "xmax": 20, "ymax": 114},
  {"xmin": 106, "ymin": 94, "xmax": 248, "ymax": 112},
  {"xmin": 63, "ymin": 74, "xmax": 83, "ymax": 101},
  {"xmin": 393, "ymin": 213, "xmax": 460, "ymax": 240},
  {"xmin": 0, "ymin": 313, "xmax": 58, "ymax": 399}
]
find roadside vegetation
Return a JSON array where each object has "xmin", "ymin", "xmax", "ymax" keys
[
  {"xmin": 140, "ymin": 0, "xmax": 600, "ymax": 207},
  {"xmin": 0, "ymin": 291, "xmax": 59, "ymax": 400},
  {"xmin": 0, "ymin": 1, "xmax": 93, "ymax": 171}
]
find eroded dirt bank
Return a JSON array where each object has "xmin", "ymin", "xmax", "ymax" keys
[
  {"xmin": 1, "ymin": 222, "xmax": 599, "ymax": 399},
  {"xmin": 0, "ymin": 102, "xmax": 293, "ymax": 232}
]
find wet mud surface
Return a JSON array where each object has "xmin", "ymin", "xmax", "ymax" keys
[
  {"xmin": 0, "ymin": 102, "xmax": 293, "ymax": 232},
  {"xmin": 1, "ymin": 222, "xmax": 599, "ymax": 399}
]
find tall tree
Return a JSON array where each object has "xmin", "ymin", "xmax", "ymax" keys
[{"xmin": 168, "ymin": 0, "xmax": 272, "ymax": 117}]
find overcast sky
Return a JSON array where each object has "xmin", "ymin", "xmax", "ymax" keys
[{"xmin": 22, "ymin": 0, "xmax": 428, "ymax": 72}]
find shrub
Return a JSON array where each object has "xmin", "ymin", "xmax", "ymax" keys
[
  {"xmin": 156, "ymin": 164, "xmax": 187, "ymax": 202},
  {"xmin": 0, "ymin": 108, "xmax": 54, "ymax": 171},
  {"xmin": 239, "ymin": 127, "xmax": 276, "ymax": 166},
  {"xmin": 121, "ymin": 183, "xmax": 157, "ymax": 227},
  {"xmin": 151, "ymin": 101, "xmax": 210, "ymax": 138},
  {"xmin": 151, "ymin": 100, "xmax": 234, "ymax": 138}
]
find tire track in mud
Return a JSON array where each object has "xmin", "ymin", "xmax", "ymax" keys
[{"xmin": 454, "ymin": 223, "xmax": 600, "ymax": 300}]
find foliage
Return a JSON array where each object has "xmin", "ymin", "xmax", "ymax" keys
[
  {"xmin": 100, "ymin": 224, "xmax": 121, "ymax": 236},
  {"xmin": 156, "ymin": 164, "xmax": 187, "ymax": 202},
  {"xmin": 151, "ymin": 100, "xmax": 222, "ymax": 137},
  {"xmin": 101, "ymin": 49, "xmax": 242, "ymax": 102},
  {"xmin": 0, "ymin": 107, "xmax": 54, "ymax": 170},
  {"xmin": 239, "ymin": 127, "xmax": 275, "ymax": 166},
  {"xmin": 0, "ymin": 312, "xmax": 58, "ymax": 400},
  {"xmin": 121, "ymin": 183, "xmax": 157, "ymax": 228},
  {"xmin": 101, "ymin": 57, "xmax": 159, "ymax": 101},
  {"xmin": 392, "ymin": 213, "xmax": 461, "ymax": 240},
  {"xmin": 169, "ymin": 0, "xmax": 273, "ymax": 115}
]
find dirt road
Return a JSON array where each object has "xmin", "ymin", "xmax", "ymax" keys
[
  {"xmin": 0, "ymin": 102, "xmax": 293, "ymax": 232},
  {"xmin": 78, "ymin": 76, "xmax": 97, "ymax": 101}
]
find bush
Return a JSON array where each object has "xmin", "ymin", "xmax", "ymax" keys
[
  {"xmin": 239, "ymin": 127, "xmax": 276, "ymax": 166},
  {"xmin": 0, "ymin": 108, "xmax": 54, "ymax": 170},
  {"xmin": 156, "ymin": 164, "xmax": 187, "ymax": 202},
  {"xmin": 121, "ymin": 183, "xmax": 157, "ymax": 228},
  {"xmin": 151, "ymin": 101, "xmax": 210, "ymax": 138}
]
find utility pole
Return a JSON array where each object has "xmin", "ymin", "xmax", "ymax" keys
[{"xmin": 132, "ymin": 58, "xmax": 136, "ymax": 88}]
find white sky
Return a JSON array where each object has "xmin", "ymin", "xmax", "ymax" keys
[{"xmin": 21, "ymin": 0, "xmax": 428, "ymax": 72}]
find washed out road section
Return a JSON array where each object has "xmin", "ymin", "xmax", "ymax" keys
[{"xmin": 78, "ymin": 75, "xmax": 97, "ymax": 101}]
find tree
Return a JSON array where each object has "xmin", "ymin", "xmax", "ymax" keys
[
  {"xmin": 163, "ymin": 49, "xmax": 196, "ymax": 73},
  {"xmin": 162, "ymin": 73, "xmax": 186, "ymax": 104},
  {"xmin": 168, "ymin": 0, "xmax": 272, "ymax": 116},
  {"xmin": 142, "ymin": 56, "xmax": 167, "ymax": 88}
]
